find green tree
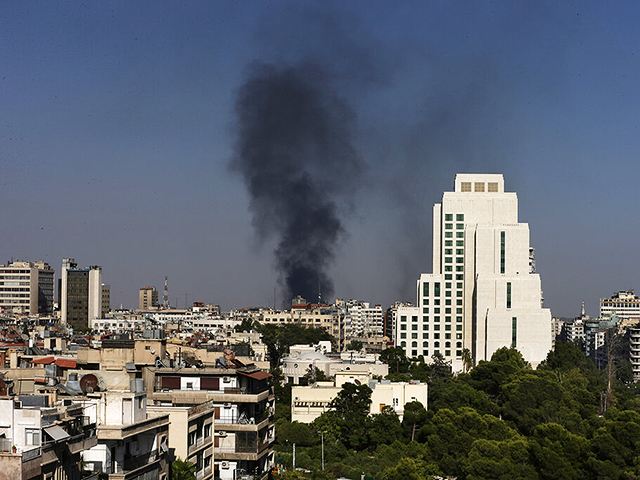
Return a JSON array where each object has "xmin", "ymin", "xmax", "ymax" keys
[
  {"xmin": 235, "ymin": 318, "xmax": 255, "ymax": 332},
  {"xmin": 401, "ymin": 401, "xmax": 428, "ymax": 442},
  {"xmin": 171, "ymin": 458, "xmax": 196, "ymax": 480},
  {"xmin": 380, "ymin": 457, "xmax": 439, "ymax": 480},
  {"xmin": 369, "ymin": 406, "xmax": 403, "ymax": 447},
  {"xmin": 380, "ymin": 347, "xmax": 409, "ymax": 374},
  {"xmin": 346, "ymin": 340, "xmax": 364, "ymax": 351}
]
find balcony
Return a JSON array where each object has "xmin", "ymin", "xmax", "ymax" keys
[
  {"xmin": 153, "ymin": 388, "xmax": 271, "ymax": 405},
  {"xmin": 187, "ymin": 435, "xmax": 212, "ymax": 456},
  {"xmin": 98, "ymin": 415, "xmax": 169, "ymax": 441},
  {"xmin": 215, "ymin": 410, "xmax": 273, "ymax": 431},
  {"xmin": 68, "ymin": 428, "xmax": 98, "ymax": 454},
  {"xmin": 214, "ymin": 436, "xmax": 274, "ymax": 461}
]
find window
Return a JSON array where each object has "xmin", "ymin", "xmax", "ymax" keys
[
  {"xmin": 445, "ymin": 324, "xmax": 451, "ymax": 331},
  {"xmin": 475, "ymin": 182, "xmax": 485, "ymax": 192},
  {"xmin": 456, "ymin": 249, "xmax": 464, "ymax": 256},
  {"xmin": 412, "ymin": 324, "xmax": 418, "ymax": 330},
  {"xmin": 434, "ymin": 333, "xmax": 440, "ymax": 339},
  {"xmin": 445, "ymin": 249, "xmax": 453, "ymax": 255},
  {"xmin": 445, "ymin": 282, "xmax": 452, "ymax": 289},
  {"xmin": 434, "ymin": 283, "xmax": 440, "ymax": 297},
  {"xmin": 445, "ymin": 350, "xmax": 451, "ymax": 356},
  {"xmin": 400, "ymin": 333, "xmax": 406, "ymax": 339},
  {"xmin": 461, "ymin": 182, "xmax": 471, "ymax": 192},
  {"xmin": 456, "ymin": 266, "xmax": 464, "ymax": 272},
  {"xmin": 423, "ymin": 308, "xmax": 429, "ymax": 314},
  {"xmin": 434, "ymin": 308, "xmax": 440, "ymax": 314},
  {"xmin": 445, "ymin": 308, "xmax": 451, "ymax": 314},
  {"xmin": 434, "ymin": 341, "xmax": 440, "ymax": 348},
  {"xmin": 445, "ymin": 274, "xmax": 452, "ymax": 280},
  {"xmin": 445, "ymin": 257, "xmax": 452, "ymax": 264},
  {"xmin": 412, "ymin": 333, "xmax": 418, "ymax": 339},
  {"xmin": 507, "ymin": 282, "xmax": 512, "ymax": 308},
  {"xmin": 423, "ymin": 333, "xmax": 429, "ymax": 339},
  {"xmin": 501, "ymin": 231, "xmax": 506, "ymax": 274},
  {"xmin": 412, "ymin": 341, "xmax": 417, "ymax": 348},
  {"xmin": 456, "ymin": 232, "xmax": 464, "ymax": 238},
  {"xmin": 401, "ymin": 324, "xmax": 406, "ymax": 330},
  {"xmin": 434, "ymin": 299, "xmax": 440, "ymax": 305},
  {"xmin": 512, "ymin": 317, "xmax": 517, "ymax": 347},
  {"xmin": 456, "ymin": 240, "xmax": 464, "ymax": 246},
  {"xmin": 456, "ymin": 325, "xmax": 463, "ymax": 331},
  {"xmin": 400, "ymin": 315, "xmax": 406, "ymax": 322},
  {"xmin": 445, "ymin": 231, "xmax": 453, "ymax": 238},
  {"xmin": 445, "ymin": 266, "xmax": 452, "ymax": 272},
  {"xmin": 456, "ymin": 223, "xmax": 464, "ymax": 229},
  {"xmin": 434, "ymin": 316, "xmax": 440, "ymax": 323},
  {"xmin": 456, "ymin": 214, "xmax": 464, "ymax": 221},
  {"xmin": 25, "ymin": 428, "xmax": 40, "ymax": 446},
  {"xmin": 434, "ymin": 324, "xmax": 440, "ymax": 331},
  {"xmin": 488, "ymin": 182, "xmax": 499, "ymax": 192},
  {"xmin": 445, "ymin": 213, "xmax": 453, "ymax": 221},
  {"xmin": 204, "ymin": 424, "xmax": 212, "ymax": 438},
  {"xmin": 423, "ymin": 342, "xmax": 429, "ymax": 347},
  {"xmin": 445, "ymin": 223, "xmax": 453, "ymax": 230},
  {"xmin": 412, "ymin": 316, "xmax": 418, "ymax": 322},
  {"xmin": 445, "ymin": 240, "xmax": 453, "ymax": 246},
  {"xmin": 423, "ymin": 282, "xmax": 429, "ymax": 296}
]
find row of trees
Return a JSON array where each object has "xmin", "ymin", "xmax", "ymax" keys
[{"xmin": 274, "ymin": 341, "xmax": 640, "ymax": 479}]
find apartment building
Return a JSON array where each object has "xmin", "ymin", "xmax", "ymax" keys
[
  {"xmin": 139, "ymin": 287, "xmax": 159, "ymax": 310},
  {"xmin": 148, "ymin": 401, "xmax": 215, "ymax": 480},
  {"xmin": 147, "ymin": 365, "xmax": 275, "ymax": 480},
  {"xmin": 600, "ymin": 290, "xmax": 640, "ymax": 321},
  {"xmin": 291, "ymin": 371, "xmax": 427, "ymax": 423},
  {"xmin": 82, "ymin": 391, "xmax": 170, "ymax": 480},
  {"xmin": 60, "ymin": 259, "xmax": 104, "ymax": 330},
  {"xmin": 0, "ymin": 261, "xmax": 54, "ymax": 316},
  {"xmin": 0, "ymin": 396, "xmax": 98, "ymax": 480}
]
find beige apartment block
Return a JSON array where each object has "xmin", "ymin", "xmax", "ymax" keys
[
  {"xmin": 291, "ymin": 372, "xmax": 428, "ymax": 423},
  {"xmin": 139, "ymin": 287, "xmax": 159, "ymax": 310},
  {"xmin": 0, "ymin": 261, "xmax": 54, "ymax": 316},
  {"xmin": 148, "ymin": 401, "xmax": 215, "ymax": 480}
]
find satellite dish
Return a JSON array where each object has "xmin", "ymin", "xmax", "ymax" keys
[{"xmin": 150, "ymin": 348, "xmax": 156, "ymax": 354}]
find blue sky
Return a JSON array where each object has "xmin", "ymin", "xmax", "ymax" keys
[{"xmin": 2, "ymin": 1, "xmax": 640, "ymax": 317}]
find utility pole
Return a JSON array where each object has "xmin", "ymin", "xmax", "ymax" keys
[
  {"xmin": 318, "ymin": 430, "xmax": 326, "ymax": 470},
  {"xmin": 293, "ymin": 443, "xmax": 296, "ymax": 471}
]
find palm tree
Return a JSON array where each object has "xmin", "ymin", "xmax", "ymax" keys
[{"xmin": 461, "ymin": 348, "xmax": 473, "ymax": 373}]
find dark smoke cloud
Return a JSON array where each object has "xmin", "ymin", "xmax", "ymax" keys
[{"xmin": 231, "ymin": 62, "xmax": 363, "ymax": 306}]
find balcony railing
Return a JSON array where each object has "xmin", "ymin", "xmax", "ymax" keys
[
  {"xmin": 22, "ymin": 447, "xmax": 41, "ymax": 463},
  {"xmin": 215, "ymin": 410, "xmax": 272, "ymax": 425},
  {"xmin": 118, "ymin": 448, "xmax": 162, "ymax": 473}
]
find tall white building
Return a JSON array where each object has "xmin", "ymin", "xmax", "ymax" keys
[
  {"xmin": 600, "ymin": 290, "xmax": 640, "ymax": 321},
  {"xmin": 397, "ymin": 174, "xmax": 552, "ymax": 369}
]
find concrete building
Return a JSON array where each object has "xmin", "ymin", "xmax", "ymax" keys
[
  {"xmin": 82, "ymin": 390, "xmax": 170, "ymax": 480},
  {"xmin": 396, "ymin": 174, "xmax": 552, "ymax": 369},
  {"xmin": 0, "ymin": 261, "xmax": 54, "ymax": 316},
  {"xmin": 291, "ymin": 372, "xmax": 427, "ymax": 423},
  {"xmin": 342, "ymin": 301, "xmax": 384, "ymax": 342},
  {"xmin": 60, "ymin": 259, "xmax": 104, "ymax": 330},
  {"xmin": 148, "ymin": 401, "xmax": 215, "ymax": 480},
  {"xmin": 600, "ymin": 290, "xmax": 640, "ymax": 322},
  {"xmin": 147, "ymin": 365, "xmax": 275, "ymax": 480},
  {"xmin": 139, "ymin": 287, "xmax": 159, "ymax": 311},
  {"xmin": 102, "ymin": 284, "xmax": 110, "ymax": 318},
  {"xmin": 0, "ymin": 395, "xmax": 98, "ymax": 480}
]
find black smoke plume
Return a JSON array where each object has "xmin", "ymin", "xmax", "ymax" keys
[{"xmin": 231, "ymin": 62, "xmax": 362, "ymax": 306}]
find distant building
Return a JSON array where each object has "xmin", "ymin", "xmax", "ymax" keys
[
  {"xmin": 0, "ymin": 261, "xmax": 54, "ymax": 315},
  {"xmin": 60, "ymin": 258, "xmax": 104, "ymax": 330},
  {"xmin": 291, "ymin": 371, "xmax": 427, "ymax": 423},
  {"xmin": 139, "ymin": 286, "xmax": 159, "ymax": 310},
  {"xmin": 600, "ymin": 290, "xmax": 640, "ymax": 322},
  {"xmin": 396, "ymin": 174, "xmax": 552, "ymax": 369}
]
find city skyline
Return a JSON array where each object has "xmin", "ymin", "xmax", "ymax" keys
[{"xmin": 3, "ymin": 2, "xmax": 640, "ymax": 317}]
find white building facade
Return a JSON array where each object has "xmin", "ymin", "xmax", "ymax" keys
[{"xmin": 396, "ymin": 174, "xmax": 552, "ymax": 369}]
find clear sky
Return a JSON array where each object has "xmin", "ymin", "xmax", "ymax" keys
[{"xmin": 2, "ymin": 1, "xmax": 640, "ymax": 317}]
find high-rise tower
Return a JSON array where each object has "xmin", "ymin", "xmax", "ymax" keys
[{"xmin": 396, "ymin": 174, "xmax": 552, "ymax": 369}]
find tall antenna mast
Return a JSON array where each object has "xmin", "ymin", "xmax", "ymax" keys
[{"xmin": 163, "ymin": 276, "xmax": 169, "ymax": 308}]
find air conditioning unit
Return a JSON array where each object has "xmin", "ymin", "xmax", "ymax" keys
[
  {"xmin": 14, "ymin": 401, "xmax": 22, "ymax": 409},
  {"xmin": 221, "ymin": 461, "xmax": 230, "ymax": 469},
  {"xmin": 223, "ymin": 376, "xmax": 231, "ymax": 383},
  {"xmin": 223, "ymin": 402, "xmax": 231, "ymax": 408},
  {"xmin": 218, "ymin": 431, "xmax": 227, "ymax": 437}
]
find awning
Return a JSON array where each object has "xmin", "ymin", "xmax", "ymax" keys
[
  {"xmin": 44, "ymin": 425, "xmax": 70, "ymax": 442},
  {"xmin": 54, "ymin": 358, "xmax": 76, "ymax": 369},
  {"xmin": 239, "ymin": 370, "xmax": 273, "ymax": 381},
  {"xmin": 31, "ymin": 356, "xmax": 55, "ymax": 365}
]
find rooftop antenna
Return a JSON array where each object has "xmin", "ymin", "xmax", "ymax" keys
[
  {"xmin": 318, "ymin": 281, "xmax": 322, "ymax": 305},
  {"xmin": 163, "ymin": 276, "xmax": 169, "ymax": 308}
]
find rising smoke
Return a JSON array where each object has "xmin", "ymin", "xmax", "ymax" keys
[{"xmin": 231, "ymin": 62, "xmax": 363, "ymax": 306}]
